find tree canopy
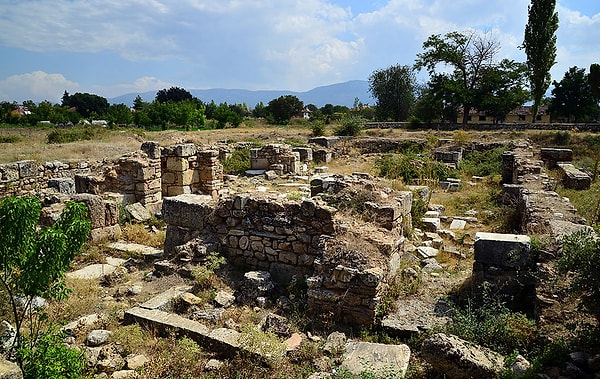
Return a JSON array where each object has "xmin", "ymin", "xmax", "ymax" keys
[
  {"xmin": 155, "ymin": 87, "xmax": 194, "ymax": 103},
  {"xmin": 61, "ymin": 91, "xmax": 109, "ymax": 118},
  {"xmin": 522, "ymin": 0, "xmax": 559, "ymax": 122},
  {"xmin": 415, "ymin": 31, "xmax": 501, "ymax": 124},
  {"xmin": 549, "ymin": 66, "xmax": 599, "ymax": 122},
  {"xmin": 266, "ymin": 95, "xmax": 303, "ymax": 124},
  {"xmin": 368, "ymin": 64, "xmax": 416, "ymax": 121}
]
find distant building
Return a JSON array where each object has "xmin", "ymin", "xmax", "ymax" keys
[
  {"xmin": 11, "ymin": 105, "xmax": 31, "ymax": 116},
  {"xmin": 300, "ymin": 107, "xmax": 312, "ymax": 120},
  {"xmin": 457, "ymin": 105, "xmax": 550, "ymax": 124}
]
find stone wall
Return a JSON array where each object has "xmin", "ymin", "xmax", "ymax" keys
[{"xmin": 250, "ymin": 144, "xmax": 300, "ymax": 175}]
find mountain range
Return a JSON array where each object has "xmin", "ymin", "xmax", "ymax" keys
[{"xmin": 109, "ymin": 80, "xmax": 372, "ymax": 108}]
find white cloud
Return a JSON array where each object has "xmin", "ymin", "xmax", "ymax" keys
[
  {"xmin": 93, "ymin": 77, "xmax": 175, "ymax": 98},
  {"xmin": 0, "ymin": 71, "xmax": 79, "ymax": 103}
]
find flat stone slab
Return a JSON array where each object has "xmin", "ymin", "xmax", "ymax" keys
[
  {"xmin": 139, "ymin": 286, "xmax": 192, "ymax": 311},
  {"xmin": 449, "ymin": 219, "xmax": 467, "ymax": 230},
  {"xmin": 382, "ymin": 299, "xmax": 451, "ymax": 337},
  {"xmin": 474, "ymin": 232, "xmax": 531, "ymax": 268},
  {"xmin": 341, "ymin": 341, "xmax": 410, "ymax": 377},
  {"xmin": 557, "ymin": 163, "xmax": 591, "ymax": 190},
  {"xmin": 67, "ymin": 257, "xmax": 126, "ymax": 280},
  {"xmin": 108, "ymin": 241, "xmax": 163, "ymax": 259}
]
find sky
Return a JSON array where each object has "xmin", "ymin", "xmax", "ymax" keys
[{"xmin": 0, "ymin": 0, "xmax": 598, "ymax": 104}]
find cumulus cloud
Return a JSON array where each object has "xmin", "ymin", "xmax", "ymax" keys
[
  {"xmin": 0, "ymin": 71, "xmax": 79, "ymax": 103},
  {"xmin": 0, "ymin": 0, "xmax": 598, "ymax": 98}
]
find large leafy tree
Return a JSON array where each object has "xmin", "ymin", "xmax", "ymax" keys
[
  {"xmin": 549, "ymin": 66, "xmax": 598, "ymax": 122},
  {"xmin": 368, "ymin": 64, "xmax": 416, "ymax": 121},
  {"xmin": 266, "ymin": 95, "xmax": 303, "ymax": 124},
  {"xmin": 0, "ymin": 196, "xmax": 90, "ymax": 372},
  {"xmin": 61, "ymin": 92, "xmax": 109, "ymax": 118},
  {"xmin": 522, "ymin": 0, "xmax": 559, "ymax": 122},
  {"xmin": 476, "ymin": 60, "xmax": 530, "ymax": 123},
  {"xmin": 589, "ymin": 63, "xmax": 600, "ymax": 104},
  {"xmin": 415, "ymin": 31, "xmax": 500, "ymax": 124},
  {"xmin": 155, "ymin": 86, "xmax": 193, "ymax": 103}
]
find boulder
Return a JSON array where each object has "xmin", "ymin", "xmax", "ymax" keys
[
  {"xmin": 86, "ymin": 330, "xmax": 113, "ymax": 347},
  {"xmin": 260, "ymin": 313, "xmax": 292, "ymax": 337},
  {"xmin": 0, "ymin": 359, "xmax": 21, "ymax": 379},
  {"xmin": 341, "ymin": 341, "xmax": 410, "ymax": 378},
  {"xmin": 421, "ymin": 333, "xmax": 505, "ymax": 379}
]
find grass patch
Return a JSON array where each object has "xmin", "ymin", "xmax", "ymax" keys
[
  {"xmin": 47, "ymin": 127, "xmax": 104, "ymax": 144},
  {"xmin": 460, "ymin": 146, "xmax": 508, "ymax": 177},
  {"xmin": 120, "ymin": 223, "xmax": 166, "ymax": 248},
  {"xmin": 223, "ymin": 146, "xmax": 253, "ymax": 175},
  {"xmin": 0, "ymin": 135, "xmax": 22, "ymax": 143},
  {"xmin": 375, "ymin": 153, "xmax": 458, "ymax": 185},
  {"xmin": 555, "ymin": 181, "xmax": 600, "ymax": 226}
]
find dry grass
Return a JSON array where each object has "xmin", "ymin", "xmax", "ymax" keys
[
  {"xmin": 46, "ymin": 278, "xmax": 104, "ymax": 324},
  {"xmin": 120, "ymin": 223, "xmax": 166, "ymax": 248}
]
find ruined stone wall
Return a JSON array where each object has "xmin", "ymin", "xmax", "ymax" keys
[
  {"xmin": 161, "ymin": 143, "xmax": 223, "ymax": 197},
  {"xmin": 0, "ymin": 159, "xmax": 96, "ymax": 199},
  {"xmin": 250, "ymin": 144, "xmax": 300, "ymax": 175}
]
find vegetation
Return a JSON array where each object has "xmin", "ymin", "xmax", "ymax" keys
[
  {"xmin": 47, "ymin": 127, "xmax": 101, "ymax": 144},
  {"xmin": 267, "ymin": 95, "xmax": 304, "ymax": 124},
  {"xmin": 368, "ymin": 64, "xmax": 416, "ymax": 121},
  {"xmin": 374, "ymin": 153, "xmax": 457, "ymax": 184},
  {"xmin": 460, "ymin": 146, "xmax": 508, "ymax": 177},
  {"xmin": 223, "ymin": 146, "xmax": 253, "ymax": 175},
  {"xmin": 334, "ymin": 115, "xmax": 364, "ymax": 136},
  {"xmin": 549, "ymin": 66, "xmax": 600, "ymax": 122},
  {"xmin": 556, "ymin": 228, "xmax": 600, "ymax": 321},
  {"xmin": 0, "ymin": 196, "xmax": 90, "ymax": 374},
  {"xmin": 522, "ymin": 0, "xmax": 559, "ymax": 122}
]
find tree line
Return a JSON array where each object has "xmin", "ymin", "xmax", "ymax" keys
[{"xmin": 370, "ymin": 0, "xmax": 599, "ymax": 124}]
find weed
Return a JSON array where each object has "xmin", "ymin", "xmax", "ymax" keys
[
  {"xmin": 335, "ymin": 116, "xmax": 364, "ymax": 136},
  {"xmin": 138, "ymin": 336, "xmax": 208, "ymax": 378},
  {"xmin": 453, "ymin": 129, "xmax": 471, "ymax": 145},
  {"xmin": 0, "ymin": 135, "xmax": 21, "ymax": 143},
  {"xmin": 311, "ymin": 121, "xmax": 326, "ymax": 137},
  {"xmin": 377, "ymin": 268, "xmax": 422, "ymax": 317},
  {"xmin": 46, "ymin": 127, "xmax": 103, "ymax": 144},
  {"xmin": 121, "ymin": 222, "xmax": 166, "ymax": 248},
  {"xmin": 223, "ymin": 147, "xmax": 252, "ymax": 175},
  {"xmin": 238, "ymin": 324, "xmax": 286, "ymax": 366},
  {"xmin": 460, "ymin": 146, "xmax": 508, "ymax": 177},
  {"xmin": 375, "ymin": 153, "xmax": 457, "ymax": 184},
  {"xmin": 111, "ymin": 324, "xmax": 147, "ymax": 355}
]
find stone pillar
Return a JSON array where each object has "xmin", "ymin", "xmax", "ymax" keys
[{"xmin": 198, "ymin": 150, "xmax": 223, "ymax": 197}]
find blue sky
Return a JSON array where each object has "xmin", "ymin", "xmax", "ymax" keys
[{"xmin": 0, "ymin": 0, "xmax": 598, "ymax": 104}]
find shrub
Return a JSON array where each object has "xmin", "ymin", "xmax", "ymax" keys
[
  {"xmin": 374, "ymin": 153, "xmax": 457, "ymax": 184},
  {"xmin": 460, "ymin": 146, "xmax": 508, "ymax": 177},
  {"xmin": 47, "ymin": 127, "xmax": 99, "ymax": 144},
  {"xmin": 19, "ymin": 330, "xmax": 86, "ymax": 379},
  {"xmin": 334, "ymin": 116, "xmax": 364, "ymax": 136},
  {"xmin": 311, "ymin": 121, "xmax": 326, "ymax": 137},
  {"xmin": 556, "ymin": 228, "xmax": 600, "ymax": 320},
  {"xmin": 238, "ymin": 324, "xmax": 286, "ymax": 366},
  {"xmin": 0, "ymin": 135, "xmax": 21, "ymax": 143},
  {"xmin": 223, "ymin": 147, "xmax": 252, "ymax": 175}
]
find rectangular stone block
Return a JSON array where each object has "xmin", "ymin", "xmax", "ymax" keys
[
  {"xmin": 558, "ymin": 163, "xmax": 591, "ymax": 190},
  {"xmin": 474, "ymin": 232, "xmax": 531, "ymax": 268}
]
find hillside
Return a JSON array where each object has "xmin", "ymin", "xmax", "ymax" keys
[{"xmin": 108, "ymin": 80, "xmax": 372, "ymax": 108}]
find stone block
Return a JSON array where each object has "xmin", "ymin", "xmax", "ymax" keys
[
  {"xmin": 173, "ymin": 143, "xmax": 196, "ymax": 157},
  {"xmin": 141, "ymin": 141, "xmax": 161, "ymax": 159},
  {"xmin": 421, "ymin": 217, "xmax": 440, "ymax": 232},
  {"xmin": 341, "ymin": 341, "xmax": 410, "ymax": 378},
  {"xmin": 17, "ymin": 160, "xmax": 36, "ymax": 178},
  {"xmin": 449, "ymin": 219, "xmax": 467, "ymax": 230},
  {"xmin": 166, "ymin": 157, "xmax": 189, "ymax": 172},
  {"xmin": 48, "ymin": 177, "xmax": 75, "ymax": 194},
  {"xmin": 474, "ymin": 232, "xmax": 531, "ymax": 268},
  {"xmin": 162, "ymin": 194, "xmax": 214, "ymax": 229},
  {"xmin": 541, "ymin": 148, "xmax": 573, "ymax": 168},
  {"xmin": 0, "ymin": 163, "xmax": 19, "ymax": 182},
  {"xmin": 313, "ymin": 149, "xmax": 332, "ymax": 163},
  {"xmin": 558, "ymin": 163, "xmax": 591, "ymax": 190}
]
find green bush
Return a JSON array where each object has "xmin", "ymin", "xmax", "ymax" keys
[
  {"xmin": 19, "ymin": 330, "xmax": 86, "ymax": 379},
  {"xmin": 311, "ymin": 121, "xmax": 326, "ymax": 137},
  {"xmin": 460, "ymin": 146, "xmax": 508, "ymax": 177},
  {"xmin": 556, "ymin": 228, "xmax": 600, "ymax": 320},
  {"xmin": 223, "ymin": 147, "xmax": 252, "ymax": 175},
  {"xmin": 0, "ymin": 135, "xmax": 21, "ymax": 143},
  {"xmin": 47, "ymin": 128, "xmax": 98, "ymax": 144},
  {"xmin": 444, "ymin": 284, "xmax": 537, "ymax": 355},
  {"xmin": 374, "ymin": 153, "xmax": 457, "ymax": 184},
  {"xmin": 334, "ymin": 116, "xmax": 364, "ymax": 136}
]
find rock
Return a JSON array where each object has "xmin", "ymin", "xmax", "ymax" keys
[
  {"xmin": 589, "ymin": 354, "xmax": 600, "ymax": 372},
  {"xmin": 421, "ymin": 217, "xmax": 440, "ymax": 232},
  {"xmin": 128, "ymin": 285, "xmax": 142, "ymax": 296},
  {"xmin": 307, "ymin": 373, "xmax": 331, "ymax": 379},
  {"xmin": 190, "ymin": 308, "xmax": 225, "ymax": 323},
  {"xmin": 421, "ymin": 333, "xmax": 505, "ymax": 379},
  {"xmin": 264, "ymin": 170, "xmax": 278, "ymax": 180},
  {"xmin": 180, "ymin": 292, "xmax": 204, "ymax": 306},
  {"xmin": 422, "ymin": 260, "xmax": 443, "ymax": 273},
  {"xmin": 238, "ymin": 271, "xmax": 275, "ymax": 305},
  {"xmin": 84, "ymin": 346, "xmax": 102, "ymax": 368},
  {"xmin": 205, "ymin": 359, "xmax": 224, "ymax": 371},
  {"xmin": 63, "ymin": 314, "xmax": 103, "ymax": 337},
  {"xmin": 341, "ymin": 341, "xmax": 410, "ymax": 378},
  {"xmin": 124, "ymin": 202, "xmax": 151, "ymax": 222},
  {"xmin": 125, "ymin": 354, "xmax": 147, "ymax": 370},
  {"xmin": 323, "ymin": 332, "xmax": 346, "ymax": 355},
  {"xmin": 0, "ymin": 359, "xmax": 21, "ymax": 379},
  {"xmin": 214, "ymin": 291, "xmax": 236, "ymax": 308},
  {"xmin": 153, "ymin": 260, "xmax": 177, "ymax": 276},
  {"xmin": 111, "ymin": 370, "xmax": 136, "ymax": 379},
  {"xmin": 0, "ymin": 321, "xmax": 16, "ymax": 353},
  {"xmin": 260, "ymin": 313, "xmax": 292, "ymax": 337},
  {"xmin": 569, "ymin": 351, "xmax": 589, "ymax": 369},
  {"xmin": 86, "ymin": 330, "xmax": 113, "ymax": 347},
  {"xmin": 511, "ymin": 354, "xmax": 531, "ymax": 377},
  {"xmin": 97, "ymin": 345, "xmax": 125, "ymax": 373},
  {"xmin": 449, "ymin": 219, "xmax": 467, "ymax": 230},
  {"xmin": 284, "ymin": 333, "xmax": 303, "ymax": 352},
  {"xmin": 417, "ymin": 246, "xmax": 439, "ymax": 259}
]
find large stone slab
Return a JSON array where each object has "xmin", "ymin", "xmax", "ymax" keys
[
  {"xmin": 421, "ymin": 333, "xmax": 505, "ymax": 379},
  {"xmin": 474, "ymin": 232, "xmax": 531, "ymax": 269},
  {"xmin": 108, "ymin": 241, "xmax": 163, "ymax": 259},
  {"xmin": 557, "ymin": 163, "xmax": 591, "ymax": 190},
  {"xmin": 341, "ymin": 341, "xmax": 410, "ymax": 377},
  {"xmin": 67, "ymin": 257, "xmax": 126, "ymax": 280},
  {"xmin": 162, "ymin": 194, "xmax": 215, "ymax": 229},
  {"xmin": 0, "ymin": 359, "xmax": 21, "ymax": 379}
]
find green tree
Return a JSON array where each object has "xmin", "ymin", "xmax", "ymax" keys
[
  {"xmin": 415, "ymin": 31, "xmax": 501, "ymax": 124},
  {"xmin": 589, "ymin": 63, "xmax": 600, "ymax": 104},
  {"xmin": 61, "ymin": 92, "xmax": 109, "ymax": 119},
  {"xmin": 212, "ymin": 103, "xmax": 242, "ymax": 128},
  {"xmin": 0, "ymin": 196, "xmax": 90, "ymax": 373},
  {"xmin": 266, "ymin": 95, "xmax": 303, "ymax": 124},
  {"xmin": 133, "ymin": 95, "xmax": 147, "ymax": 111},
  {"xmin": 252, "ymin": 101, "xmax": 269, "ymax": 118},
  {"xmin": 476, "ymin": 59, "xmax": 530, "ymax": 123},
  {"xmin": 522, "ymin": 0, "xmax": 559, "ymax": 122},
  {"xmin": 107, "ymin": 103, "xmax": 133, "ymax": 126},
  {"xmin": 368, "ymin": 64, "xmax": 416, "ymax": 121},
  {"xmin": 155, "ymin": 86, "xmax": 193, "ymax": 103},
  {"xmin": 549, "ymin": 66, "xmax": 598, "ymax": 122}
]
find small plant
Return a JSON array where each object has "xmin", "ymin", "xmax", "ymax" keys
[
  {"xmin": 47, "ymin": 127, "xmax": 100, "ymax": 144},
  {"xmin": 377, "ymin": 267, "xmax": 422, "ymax": 317},
  {"xmin": 374, "ymin": 153, "xmax": 457, "ymax": 184},
  {"xmin": 334, "ymin": 116, "xmax": 364, "ymax": 136},
  {"xmin": 556, "ymin": 228, "xmax": 600, "ymax": 321},
  {"xmin": 453, "ymin": 129, "xmax": 471, "ymax": 145},
  {"xmin": 238, "ymin": 324, "xmax": 286, "ymax": 366},
  {"xmin": 121, "ymin": 222, "xmax": 166, "ymax": 248},
  {"xmin": 311, "ymin": 121, "xmax": 326, "ymax": 137},
  {"xmin": 18, "ymin": 329, "xmax": 86, "ymax": 379},
  {"xmin": 111, "ymin": 324, "xmax": 147, "ymax": 356},
  {"xmin": 460, "ymin": 146, "xmax": 508, "ymax": 177},
  {"xmin": 0, "ymin": 135, "xmax": 21, "ymax": 143},
  {"xmin": 223, "ymin": 146, "xmax": 252, "ymax": 175},
  {"xmin": 193, "ymin": 251, "xmax": 226, "ymax": 290}
]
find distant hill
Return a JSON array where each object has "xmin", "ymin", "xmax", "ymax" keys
[{"xmin": 109, "ymin": 80, "xmax": 372, "ymax": 108}]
